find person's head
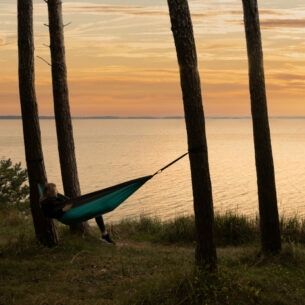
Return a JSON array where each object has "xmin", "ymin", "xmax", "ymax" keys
[{"xmin": 43, "ymin": 183, "xmax": 58, "ymax": 198}]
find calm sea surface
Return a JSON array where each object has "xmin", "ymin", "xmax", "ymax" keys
[{"xmin": 0, "ymin": 118, "xmax": 304, "ymax": 223}]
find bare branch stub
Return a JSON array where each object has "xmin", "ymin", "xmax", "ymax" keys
[{"xmin": 37, "ymin": 56, "xmax": 51, "ymax": 66}]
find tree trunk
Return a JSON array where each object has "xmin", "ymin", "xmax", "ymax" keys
[
  {"xmin": 47, "ymin": 0, "xmax": 89, "ymax": 234},
  {"xmin": 167, "ymin": 0, "xmax": 217, "ymax": 270},
  {"xmin": 17, "ymin": 0, "xmax": 58, "ymax": 246},
  {"xmin": 242, "ymin": 0, "xmax": 281, "ymax": 253}
]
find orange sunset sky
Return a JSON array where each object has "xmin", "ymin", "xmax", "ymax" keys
[{"xmin": 0, "ymin": 0, "xmax": 304, "ymax": 117}]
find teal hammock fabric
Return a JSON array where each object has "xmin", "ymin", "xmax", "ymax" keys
[
  {"xmin": 38, "ymin": 152, "xmax": 188, "ymax": 225},
  {"xmin": 39, "ymin": 175, "xmax": 152, "ymax": 225}
]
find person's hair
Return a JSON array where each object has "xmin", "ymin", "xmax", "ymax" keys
[{"xmin": 40, "ymin": 183, "xmax": 57, "ymax": 202}]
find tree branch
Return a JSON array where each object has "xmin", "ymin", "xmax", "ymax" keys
[{"xmin": 37, "ymin": 56, "xmax": 51, "ymax": 66}]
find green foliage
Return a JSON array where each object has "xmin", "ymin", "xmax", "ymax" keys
[{"xmin": 0, "ymin": 159, "xmax": 29, "ymax": 205}]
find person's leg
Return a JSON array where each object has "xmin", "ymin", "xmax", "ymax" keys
[
  {"xmin": 95, "ymin": 215, "xmax": 106, "ymax": 234},
  {"xmin": 95, "ymin": 216, "xmax": 115, "ymax": 244}
]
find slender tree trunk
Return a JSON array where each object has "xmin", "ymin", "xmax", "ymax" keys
[
  {"xmin": 242, "ymin": 0, "xmax": 281, "ymax": 253},
  {"xmin": 18, "ymin": 0, "xmax": 58, "ymax": 246},
  {"xmin": 167, "ymin": 0, "xmax": 217, "ymax": 270},
  {"xmin": 47, "ymin": 0, "xmax": 89, "ymax": 234}
]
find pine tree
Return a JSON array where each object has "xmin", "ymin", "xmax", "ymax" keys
[
  {"xmin": 18, "ymin": 0, "xmax": 58, "ymax": 246},
  {"xmin": 242, "ymin": 0, "xmax": 281, "ymax": 253},
  {"xmin": 167, "ymin": 0, "xmax": 217, "ymax": 270}
]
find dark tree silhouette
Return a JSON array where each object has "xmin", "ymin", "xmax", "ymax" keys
[
  {"xmin": 167, "ymin": 0, "xmax": 217, "ymax": 270},
  {"xmin": 242, "ymin": 0, "xmax": 281, "ymax": 253},
  {"xmin": 47, "ymin": 0, "xmax": 89, "ymax": 234},
  {"xmin": 17, "ymin": 0, "xmax": 58, "ymax": 246}
]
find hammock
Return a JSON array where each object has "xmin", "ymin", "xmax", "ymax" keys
[{"xmin": 39, "ymin": 152, "xmax": 188, "ymax": 225}]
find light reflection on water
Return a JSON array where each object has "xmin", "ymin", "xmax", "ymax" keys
[{"xmin": 0, "ymin": 118, "xmax": 304, "ymax": 223}]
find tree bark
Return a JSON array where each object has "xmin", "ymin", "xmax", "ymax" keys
[
  {"xmin": 18, "ymin": 0, "xmax": 58, "ymax": 246},
  {"xmin": 167, "ymin": 0, "xmax": 217, "ymax": 270},
  {"xmin": 47, "ymin": 0, "xmax": 89, "ymax": 234},
  {"xmin": 242, "ymin": 0, "xmax": 281, "ymax": 253}
]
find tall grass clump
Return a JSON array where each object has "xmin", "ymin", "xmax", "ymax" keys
[
  {"xmin": 0, "ymin": 201, "xmax": 33, "ymax": 245},
  {"xmin": 115, "ymin": 215, "xmax": 163, "ymax": 241},
  {"xmin": 280, "ymin": 215, "xmax": 305, "ymax": 244},
  {"xmin": 158, "ymin": 213, "xmax": 260, "ymax": 246},
  {"xmin": 116, "ymin": 213, "xmax": 261, "ymax": 247},
  {"xmin": 157, "ymin": 215, "xmax": 196, "ymax": 244},
  {"xmin": 214, "ymin": 212, "xmax": 259, "ymax": 246},
  {"xmin": 116, "ymin": 215, "xmax": 196, "ymax": 244}
]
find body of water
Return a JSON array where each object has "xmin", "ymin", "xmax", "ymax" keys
[{"xmin": 0, "ymin": 118, "xmax": 304, "ymax": 223}]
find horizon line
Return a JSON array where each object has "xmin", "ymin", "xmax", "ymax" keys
[{"xmin": 1, "ymin": 115, "xmax": 305, "ymax": 120}]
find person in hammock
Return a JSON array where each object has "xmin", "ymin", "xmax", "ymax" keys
[{"xmin": 40, "ymin": 182, "xmax": 115, "ymax": 244}]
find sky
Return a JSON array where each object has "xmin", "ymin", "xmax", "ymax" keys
[{"xmin": 0, "ymin": 0, "xmax": 304, "ymax": 117}]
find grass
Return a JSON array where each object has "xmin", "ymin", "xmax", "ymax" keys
[{"xmin": 1, "ymin": 206, "xmax": 305, "ymax": 305}]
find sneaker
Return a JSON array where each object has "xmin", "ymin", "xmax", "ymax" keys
[{"xmin": 101, "ymin": 233, "xmax": 115, "ymax": 245}]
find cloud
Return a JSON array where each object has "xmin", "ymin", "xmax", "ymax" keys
[
  {"xmin": 1, "ymin": 0, "xmax": 305, "ymax": 116},
  {"xmin": 64, "ymin": 3, "xmax": 169, "ymax": 17},
  {"xmin": 0, "ymin": 34, "xmax": 17, "ymax": 46},
  {"xmin": 269, "ymin": 72, "xmax": 305, "ymax": 82},
  {"xmin": 261, "ymin": 18, "xmax": 305, "ymax": 29}
]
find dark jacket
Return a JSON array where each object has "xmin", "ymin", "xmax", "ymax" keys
[{"xmin": 41, "ymin": 196, "xmax": 67, "ymax": 219}]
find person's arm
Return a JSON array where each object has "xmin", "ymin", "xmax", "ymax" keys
[
  {"xmin": 57, "ymin": 193, "xmax": 70, "ymax": 200},
  {"xmin": 57, "ymin": 193, "xmax": 73, "ymax": 212},
  {"xmin": 41, "ymin": 198, "xmax": 67, "ymax": 219},
  {"xmin": 62, "ymin": 202, "xmax": 73, "ymax": 212}
]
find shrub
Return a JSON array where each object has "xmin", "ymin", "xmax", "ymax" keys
[{"xmin": 0, "ymin": 159, "xmax": 29, "ymax": 205}]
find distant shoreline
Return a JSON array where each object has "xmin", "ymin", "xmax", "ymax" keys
[
  {"xmin": 0, "ymin": 115, "xmax": 185, "ymax": 120},
  {"xmin": 0, "ymin": 115, "xmax": 305, "ymax": 120}
]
